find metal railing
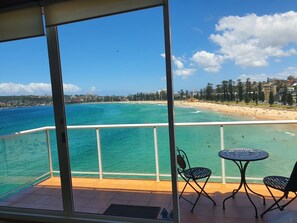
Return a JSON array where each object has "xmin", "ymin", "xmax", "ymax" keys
[{"xmin": 1, "ymin": 120, "xmax": 297, "ymax": 185}]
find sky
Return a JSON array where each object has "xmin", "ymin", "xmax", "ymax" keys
[{"xmin": 1, "ymin": 0, "xmax": 297, "ymax": 96}]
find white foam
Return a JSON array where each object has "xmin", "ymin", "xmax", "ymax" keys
[
  {"xmin": 285, "ymin": 131, "xmax": 295, "ymax": 136},
  {"xmin": 191, "ymin": 111, "xmax": 201, "ymax": 114}
]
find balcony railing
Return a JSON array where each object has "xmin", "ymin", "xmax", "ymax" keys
[{"xmin": 0, "ymin": 120, "xmax": 297, "ymax": 197}]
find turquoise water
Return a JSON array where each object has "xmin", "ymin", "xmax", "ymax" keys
[{"xmin": 1, "ymin": 103, "xmax": 297, "ymax": 194}]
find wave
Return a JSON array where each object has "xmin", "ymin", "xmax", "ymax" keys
[
  {"xmin": 190, "ymin": 111, "xmax": 202, "ymax": 114},
  {"xmin": 285, "ymin": 131, "xmax": 295, "ymax": 136}
]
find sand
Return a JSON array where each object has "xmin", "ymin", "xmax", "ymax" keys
[{"xmin": 174, "ymin": 101, "xmax": 297, "ymax": 120}]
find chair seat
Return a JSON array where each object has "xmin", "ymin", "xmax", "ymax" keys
[
  {"xmin": 264, "ymin": 176, "xmax": 289, "ymax": 191},
  {"xmin": 261, "ymin": 162, "xmax": 297, "ymax": 217},
  {"xmin": 183, "ymin": 167, "xmax": 211, "ymax": 179},
  {"xmin": 176, "ymin": 147, "xmax": 216, "ymax": 212}
]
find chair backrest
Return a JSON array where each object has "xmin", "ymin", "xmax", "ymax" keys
[
  {"xmin": 176, "ymin": 147, "xmax": 191, "ymax": 173},
  {"xmin": 285, "ymin": 162, "xmax": 297, "ymax": 196}
]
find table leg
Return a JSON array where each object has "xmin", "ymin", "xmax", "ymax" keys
[
  {"xmin": 242, "ymin": 161, "xmax": 259, "ymax": 218},
  {"xmin": 223, "ymin": 161, "xmax": 262, "ymax": 218},
  {"xmin": 245, "ymin": 183, "xmax": 266, "ymax": 205},
  {"xmin": 222, "ymin": 161, "xmax": 245, "ymax": 209}
]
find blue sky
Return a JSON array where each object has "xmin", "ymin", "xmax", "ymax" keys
[{"xmin": 1, "ymin": 0, "xmax": 297, "ymax": 96}]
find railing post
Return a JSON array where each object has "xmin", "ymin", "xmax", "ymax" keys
[
  {"xmin": 96, "ymin": 128, "xmax": 103, "ymax": 180},
  {"xmin": 220, "ymin": 125, "xmax": 226, "ymax": 184},
  {"xmin": 153, "ymin": 127, "xmax": 160, "ymax": 182},
  {"xmin": 46, "ymin": 129, "xmax": 53, "ymax": 177}
]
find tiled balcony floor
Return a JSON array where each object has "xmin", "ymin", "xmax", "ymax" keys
[{"xmin": 1, "ymin": 177, "xmax": 297, "ymax": 223}]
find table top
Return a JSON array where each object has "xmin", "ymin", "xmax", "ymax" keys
[{"xmin": 218, "ymin": 148, "xmax": 269, "ymax": 161}]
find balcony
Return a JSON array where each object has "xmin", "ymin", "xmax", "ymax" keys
[
  {"xmin": 1, "ymin": 121, "xmax": 297, "ymax": 222},
  {"xmin": 1, "ymin": 178, "xmax": 296, "ymax": 223}
]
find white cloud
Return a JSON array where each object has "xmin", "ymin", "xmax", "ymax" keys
[
  {"xmin": 278, "ymin": 66, "xmax": 297, "ymax": 78},
  {"xmin": 62, "ymin": 84, "xmax": 81, "ymax": 93},
  {"xmin": 89, "ymin": 86, "xmax": 96, "ymax": 94},
  {"xmin": 172, "ymin": 55, "xmax": 184, "ymax": 69},
  {"xmin": 192, "ymin": 51, "xmax": 224, "ymax": 72},
  {"xmin": 193, "ymin": 27, "xmax": 203, "ymax": 33},
  {"xmin": 237, "ymin": 67, "xmax": 297, "ymax": 82},
  {"xmin": 237, "ymin": 73, "xmax": 268, "ymax": 82},
  {"xmin": 160, "ymin": 53, "xmax": 196, "ymax": 78},
  {"xmin": 174, "ymin": 68, "xmax": 197, "ymax": 78},
  {"xmin": 172, "ymin": 55, "xmax": 196, "ymax": 78},
  {"xmin": 209, "ymin": 11, "xmax": 297, "ymax": 68},
  {"xmin": 0, "ymin": 82, "xmax": 81, "ymax": 96}
]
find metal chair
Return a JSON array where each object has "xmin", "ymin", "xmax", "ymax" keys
[
  {"xmin": 261, "ymin": 161, "xmax": 297, "ymax": 217},
  {"xmin": 176, "ymin": 147, "xmax": 216, "ymax": 212}
]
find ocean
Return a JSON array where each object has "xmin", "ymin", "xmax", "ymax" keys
[{"xmin": 0, "ymin": 103, "xmax": 297, "ymax": 194}]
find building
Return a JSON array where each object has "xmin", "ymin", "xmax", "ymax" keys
[{"xmin": 262, "ymin": 83, "xmax": 277, "ymax": 101}]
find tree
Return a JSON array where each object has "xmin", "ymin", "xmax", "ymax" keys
[
  {"xmin": 194, "ymin": 92, "xmax": 199, "ymax": 99},
  {"xmin": 179, "ymin": 89, "xmax": 184, "ymax": 100},
  {"xmin": 215, "ymin": 84, "xmax": 222, "ymax": 102},
  {"xmin": 254, "ymin": 93, "xmax": 258, "ymax": 105},
  {"xmin": 160, "ymin": 90, "xmax": 167, "ymax": 100},
  {"xmin": 269, "ymin": 91, "xmax": 274, "ymax": 107},
  {"xmin": 237, "ymin": 80, "xmax": 243, "ymax": 102},
  {"xmin": 261, "ymin": 92, "xmax": 265, "ymax": 102},
  {"xmin": 222, "ymin": 80, "xmax": 228, "ymax": 101},
  {"xmin": 205, "ymin": 83, "xmax": 213, "ymax": 101},
  {"xmin": 281, "ymin": 87, "xmax": 288, "ymax": 105},
  {"xmin": 252, "ymin": 90, "xmax": 256, "ymax": 102},
  {"xmin": 245, "ymin": 78, "xmax": 252, "ymax": 103},
  {"xmin": 199, "ymin": 89, "xmax": 204, "ymax": 100},
  {"xmin": 287, "ymin": 92, "xmax": 293, "ymax": 107},
  {"xmin": 258, "ymin": 82, "xmax": 263, "ymax": 102},
  {"xmin": 244, "ymin": 93, "xmax": 250, "ymax": 104},
  {"xmin": 228, "ymin": 80, "xmax": 234, "ymax": 101},
  {"xmin": 185, "ymin": 90, "xmax": 189, "ymax": 99}
]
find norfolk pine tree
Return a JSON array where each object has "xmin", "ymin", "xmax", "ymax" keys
[
  {"xmin": 269, "ymin": 91, "xmax": 274, "ymax": 107},
  {"xmin": 287, "ymin": 92, "xmax": 293, "ymax": 107}
]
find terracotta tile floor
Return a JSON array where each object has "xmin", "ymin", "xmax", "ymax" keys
[{"xmin": 1, "ymin": 177, "xmax": 297, "ymax": 223}]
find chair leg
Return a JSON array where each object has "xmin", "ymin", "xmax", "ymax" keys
[
  {"xmin": 195, "ymin": 176, "xmax": 216, "ymax": 206},
  {"xmin": 179, "ymin": 178, "xmax": 190, "ymax": 199},
  {"xmin": 191, "ymin": 176, "xmax": 216, "ymax": 212},
  {"xmin": 178, "ymin": 173, "xmax": 215, "ymax": 212},
  {"xmin": 267, "ymin": 186, "xmax": 284, "ymax": 211},
  {"xmin": 179, "ymin": 178, "xmax": 195, "ymax": 204},
  {"xmin": 280, "ymin": 193, "xmax": 297, "ymax": 210},
  {"xmin": 261, "ymin": 193, "xmax": 286, "ymax": 217},
  {"xmin": 200, "ymin": 187, "xmax": 216, "ymax": 205},
  {"xmin": 191, "ymin": 189, "xmax": 202, "ymax": 212}
]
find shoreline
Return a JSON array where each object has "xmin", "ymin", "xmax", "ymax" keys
[
  {"xmin": 3, "ymin": 100, "xmax": 297, "ymax": 120},
  {"xmin": 175, "ymin": 101, "xmax": 297, "ymax": 120},
  {"xmin": 129, "ymin": 100, "xmax": 297, "ymax": 120}
]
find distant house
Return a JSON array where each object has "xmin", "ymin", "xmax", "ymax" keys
[
  {"xmin": 190, "ymin": 90, "xmax": 199, "ymax": 98},
  {"xmin": 287, "ymin": 87, "xmax": 295, "ymax": 93},
  {"xmin": 121, "ymin": 98, "xmax": 129, "ymax": 101},
  {"xmin": 262, "ymin": 83, "xmax": 277, "ymax": 101},
  {"xmin": 288, "ymin": 86, "xmax": 297, "ymax": 102}
]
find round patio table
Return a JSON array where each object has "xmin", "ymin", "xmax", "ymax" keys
[{"xmin": 218, "ymin": 148, "xmax": 269, "ymax": 218}]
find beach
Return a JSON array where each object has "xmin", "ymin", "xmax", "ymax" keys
[
  {"xmin": 130, "ymin": 100, "xmax": 297, "ymax": 120},
  {"xmin": 174, "ymin": 101, "xmax": 297, "ymax": 120}
]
